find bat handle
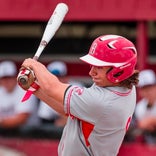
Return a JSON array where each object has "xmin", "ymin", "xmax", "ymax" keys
[
  {"xmin": 18, "ymin": 56, "xmax": 38, "ymax": 85},
  {"xmin": 33, "ymin": 55, "xmax": 39, "ymax": 60}
]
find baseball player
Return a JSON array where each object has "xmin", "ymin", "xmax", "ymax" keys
[{"xmin": 18, "ymin": 35, "xmax": 139, "ymax": 156}]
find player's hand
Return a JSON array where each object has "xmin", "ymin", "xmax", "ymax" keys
[
  {"xmin": 26, "ymin": 80, "xmax": 40, "ymax": 93},
  {"xmin": 17, "ymin": 67, "xmax": 36, "ymax": 90}
]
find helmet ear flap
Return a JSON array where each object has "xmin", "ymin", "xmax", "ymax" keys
[
  {"xmin": 106, "ymin": 57, "xmax": 137, "ymax": 83},
  {"xmin": 106, "ymin": 67, "xmax": 124, "ymax": 83}
]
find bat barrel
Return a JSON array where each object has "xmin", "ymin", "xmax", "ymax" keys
[{"xmin": 17, "ymin": 3, "xmax": 69, "ymax": 87}]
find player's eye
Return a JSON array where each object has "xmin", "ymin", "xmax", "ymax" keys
[{"xmin": 90, "ymin": 65, "xmax": 103, "ymax": 70}]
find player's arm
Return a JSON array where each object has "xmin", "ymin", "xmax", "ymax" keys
[
  {"xmin": 21, "ymin": 58, "xmax": 70, "ymax": 115},
  {"xmin": 34, "ymin": 89, "xmax": 67, "ymax": 115}
]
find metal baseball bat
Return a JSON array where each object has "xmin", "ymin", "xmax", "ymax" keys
[{"xmin": 18, "ymin": 3, "xmax": 69, "ymax": 85}]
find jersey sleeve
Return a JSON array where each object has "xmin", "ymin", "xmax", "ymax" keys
[{"xmin": 64, "ymin": 85, "xmax": 107, "ymax": 124}]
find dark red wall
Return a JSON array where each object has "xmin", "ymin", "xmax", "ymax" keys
[{"xmin": 0, "ymin": 0, "xmax": 156, "ymax": 21}]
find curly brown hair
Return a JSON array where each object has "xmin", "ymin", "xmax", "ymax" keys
[{"xmin": 119, "ymin": 70, "xmax": 139, "ymax": 89}]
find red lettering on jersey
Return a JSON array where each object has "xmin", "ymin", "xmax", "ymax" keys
[
  {"xmin": 81, "ymin": 120, "xmax": 94, "ymax": 146},
  {"xmin": 75, "ymin": 87, "xmax": 83, "ymax": 95},
  {"xmin": 125, "ymin": 116, "xmax": 132, "ymax": 131}
]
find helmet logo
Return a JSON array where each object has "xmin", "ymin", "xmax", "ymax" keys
[
  {"xmin": 123, "ymin": 47, "xmax": 137, "ymax": 54},
  {"xmin": 90, "ymin": 43, "xmax": 97, "ymax": 54},
  {"xmin": 108, "ymin": 40, "xmax": 117, "ymax": 49}
]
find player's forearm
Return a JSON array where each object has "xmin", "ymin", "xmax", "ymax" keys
[
  {"xmin": 22, "ymin": 59, "xmax": 69, "ymax": 103},
  {"xmin": 34, "ymin": 89, "xmax": 66, "ymax": 116},
  {"xmin": 38, "ymin": 71, "xmax": 68, "ymax": 103}
]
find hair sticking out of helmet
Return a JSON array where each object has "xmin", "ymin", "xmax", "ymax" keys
[{"xmin": 80, "ymin": 35, "xmax": 137, "ymax": 83}]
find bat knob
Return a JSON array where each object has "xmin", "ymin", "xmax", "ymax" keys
[{"xmin": 18, "ymin": 75, "xmax": 28, "ymax": 85}]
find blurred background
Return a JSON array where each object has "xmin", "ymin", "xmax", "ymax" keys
[{"xmin": 0, "ymin": 0, "xmax": 156, "ymax": 155}]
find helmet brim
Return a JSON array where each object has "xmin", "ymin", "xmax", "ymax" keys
[{"xmin": 80, "ymin": 54, "xmax": 125, "ymax": 67}]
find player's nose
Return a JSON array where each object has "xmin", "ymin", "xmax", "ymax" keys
[{"xmin": 89, "ymin": 66, "xmax": 96, "ymax": 76}]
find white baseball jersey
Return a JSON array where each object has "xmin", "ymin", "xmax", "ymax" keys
[
  {"xmin": 58, "ymin": 84, "xmax": 136, "ymax": 156},
  {"xmin": 0, "ymin": 85, "xmax": 40, "ymax": 127}
]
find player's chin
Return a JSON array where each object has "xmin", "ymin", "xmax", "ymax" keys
[{"xmin": 93, "ymin": 80, "xmax": 103, "ymax": 86}]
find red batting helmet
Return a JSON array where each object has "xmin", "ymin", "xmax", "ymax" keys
[{"xmin": 80, "ymin": 35, "xmax": 137, "ymax": 83}]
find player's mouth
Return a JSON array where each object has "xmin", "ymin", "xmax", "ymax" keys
[{"xmin": 92, "ymin": 77, "xmax": 100, "ymax": 83}]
